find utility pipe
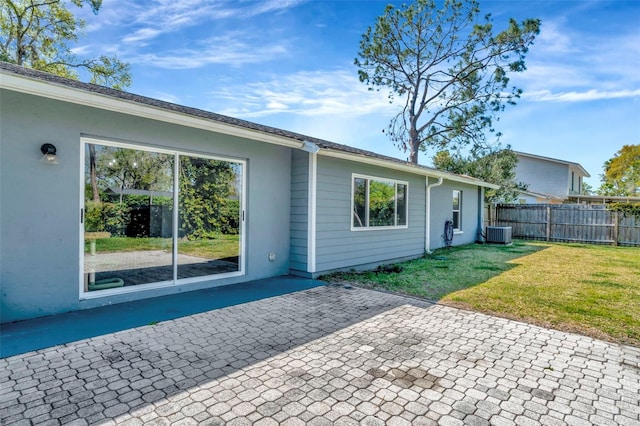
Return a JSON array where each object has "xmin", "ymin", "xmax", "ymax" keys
[
  {"xmin": 425, "ymin": 176, "xmax": 444, "ymax": 254},
  {"xmin": 477, "ymin": 186, "xmax": 485, "ymax": 243}
]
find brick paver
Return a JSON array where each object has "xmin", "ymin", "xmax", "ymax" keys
[{"xmin": 1, "ymin": 285, "xmax": 639, "ymax": 425}]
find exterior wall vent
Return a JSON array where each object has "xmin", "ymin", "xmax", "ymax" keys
[{"xmin": 486, "ymin": 226, "xmax": 512, "ymax": 244}]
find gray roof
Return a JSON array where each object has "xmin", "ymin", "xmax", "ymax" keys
[{"xmin": 0, "ymin": 61, "xmax": 493, "ymax": 187}]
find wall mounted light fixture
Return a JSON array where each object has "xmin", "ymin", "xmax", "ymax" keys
[{"xmin": 40, "ymin": 143, "xmax": 59, "ymax": 165}]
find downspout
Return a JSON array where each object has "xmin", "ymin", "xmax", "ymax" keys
[
  {"xmin": 477, "ymin": 186, "xmax": 485, "ymax": 243},
  {"xmin": 307, "ymin": 152, "xmax": 317, "ymax": 275},
  {"xmin": 300, "ymin": 141, "xmax": 320, "ymax": 276},
  {"xmin": 425, "ymin": 176, "xmax": 444, "ymax": 254}
]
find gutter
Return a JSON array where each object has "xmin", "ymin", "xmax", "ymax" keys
[
  {"xmin": 320, "ymin": 149, "xmax": 499, "ymax": 190},
  {"xmin": 425, "ymin": 177, "xmax": 444, "ymax": 254}
]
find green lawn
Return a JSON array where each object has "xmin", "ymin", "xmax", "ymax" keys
[
  {"xmin": 86, "ymin": 235, "xmax": 239, "ymax": 260},
  {"xmin": 321, "ymin": 241, "xmax": 640, "ymax": 346}
]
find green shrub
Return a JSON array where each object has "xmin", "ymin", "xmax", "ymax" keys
[
  {"xmin": 85, "ymin": 201, "xmax": 130, "ymax": 236},
  {"xmin": 608, "ymin": 202, "xmax": 640, "ymax": 219}
]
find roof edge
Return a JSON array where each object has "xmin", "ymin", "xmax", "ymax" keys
[
  {"xmin": 320, "ymin": 150, "xmax": 501, "ymax": 189},
  {"xmin": 518, "ymin": 189, "xmax": 565, "ymax": 200},
  {"xmin": 1, "ymin": 62, "xmax": 499, "ymax": 189},
  {"xmin": 0, "ymin": 63, "xmax": 306, "ymax": 150}
]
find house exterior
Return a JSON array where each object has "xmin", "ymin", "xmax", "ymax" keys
[
  {"xmin": 0, "ymin": 62, "xmax": 497, "ymax": 323},
  {"xmin": 514, "ymin": 151, "xmax": 590, "ymax": 204}
]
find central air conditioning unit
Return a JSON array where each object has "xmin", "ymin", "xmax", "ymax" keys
[{"xmin": 486, "ymin": 226, "xmax": 512, "ymax": 244}]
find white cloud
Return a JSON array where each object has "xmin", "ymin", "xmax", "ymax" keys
[
  {"xmin": 524, "ymin": 89, "xmax": 640, "ymax": 103},
  {"xmin": 122, "ymin": 28, "xmax": 163, "ymax": 44},
  {"xmin": 101, "ymin": 0, "xmax": 306, "ymax": 45},
  {"xmin": 513, "ymin": 63, "xmax": 583, "ymax": 91},
  {"xmin": 514, "ymin": 25, "xmax": 640, "ymax": 98},
  {"xmin": 209, "ymin": 69, "xmax": 398, "ymax": 118},
  {"xmin": 266, "ymin": 100, "xmax": 289, "ymax": 110},
  {"xmin": 535, "ymin": 20, "xmax": 574, "ymax": 55},
  {"xmin": 148, "ymin": 91, "xmax": 182, "ymax": 104},
  {"xmin": 132, "ymin": 34, "xmax": 288, "ymax": 68},
  {"xmin": 246, "ymin": 0, "xmax": 308, "ymax": 17},
  {"xmin": 70, "ymin": 45, "xmax": 92, "ymax": 55}
]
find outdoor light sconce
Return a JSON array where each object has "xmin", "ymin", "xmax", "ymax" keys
[{"xmin": 40, "ymin": 143, "xmax": 59, "ymax": 165}]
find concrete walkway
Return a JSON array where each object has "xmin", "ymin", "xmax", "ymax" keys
[{"xmin": 1, "ymin": 286, "xmax": 639, "ymax": 425}]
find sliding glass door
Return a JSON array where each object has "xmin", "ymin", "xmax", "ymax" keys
[
  {"xmin": 82, "ymin": 139, "xmax": 244, "ymax": 294},
  {"xmin": 177, "ymin": 156, "xmax": 242, "ymax": 279}
]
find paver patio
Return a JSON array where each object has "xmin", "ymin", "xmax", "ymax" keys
[{"xmin": 1, "ymin": 285, "xmax": 639, "ymax": 425}]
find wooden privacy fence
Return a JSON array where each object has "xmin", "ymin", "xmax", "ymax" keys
[{"xmin": 486, "ymin": 204, "xmax": 640, "ymax": 247}]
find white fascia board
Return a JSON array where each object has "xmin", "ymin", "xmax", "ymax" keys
[
  {"xmin": 569, "ymin": 164, "xmax": 591, "ymax": 178},
  {"xmin": 1, "ymin": 72, "xmax": 302, "ymax": 149},
  {"xmin": 319, "ymin": 149, "xmax": 500, "ymax": 189}
]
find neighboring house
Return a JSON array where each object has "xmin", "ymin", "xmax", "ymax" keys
[
  {"xmin": 514, "ymin": 151, "xmax": 590, "ymax": 204},
  {"xmin": 0, "ymin": 62, "xmax": 497, "ymax": 323}
]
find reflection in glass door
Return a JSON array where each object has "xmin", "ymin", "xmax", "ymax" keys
[
  {"xmin": 83, "ymin": 140, "xmax": 244, "ymax": 293},
  {"xmin": 177, "ymin": 156, "xmax": 242, "ymax": 279},
  {"xmin": 83, "ymin": 144, "xmax": 174, "ymax": 291}
]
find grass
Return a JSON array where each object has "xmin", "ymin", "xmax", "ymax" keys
[
  {"xmin": 322, "ymin": 241, "xmax": 546, "ymax": 300},
  {"xmin": 85, "ymin": 235, "xmax": 239, "ymax": 260},
  {"xmin": 321, "ymin": 241, "xmax": 640, "ymax": 346}
]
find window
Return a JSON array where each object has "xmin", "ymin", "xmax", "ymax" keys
[
  {"xmin": 352, "ymin": 175, "xmax": 408, "ymax": 229},
  {"xmin": 578, "ymin": 176, "xmax": 582, "ymax": 194},
  {"xmin": 452, "ymin": 190, "xmax": 462, "ymax": 231}
]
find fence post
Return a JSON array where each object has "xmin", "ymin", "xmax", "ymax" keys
[
  {"xmin": 613, "ymin": 210, "xmax": 619, "ymax": 246},
  {"xmin": 490, "ymin": 205, "xmax": 495, "ymax": 226},
  {"xmin": 546, "ymin": 205, "xmax": 551, "ymax": 242}
]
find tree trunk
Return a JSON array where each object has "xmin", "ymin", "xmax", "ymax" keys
[
  {"xmin": 409, "ymin": 127, "xmax": 420, "ymax": 164},
  {"xmin": 89, "ymin": 144, "xmax": 100, "ymax": 202},
  {"xmin": 409, "ymin": 147, "xmax": 419, "ymax": 164}
]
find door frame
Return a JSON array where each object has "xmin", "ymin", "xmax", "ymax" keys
[{"xmin": 79, "ymin": 136, "xmax": 247, "ymax": 299}]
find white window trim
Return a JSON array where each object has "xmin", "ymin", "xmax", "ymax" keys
[
  {"xmin": 452, "ymin": 189, "xmax": 462, "ymax": 233},
  {"xmin": 350, "ymin": 173, "xmax": 409, "ymax": 231},
  {"xmin": 79, "ymin": 136, "xmax": 247, "ymax": 300}
]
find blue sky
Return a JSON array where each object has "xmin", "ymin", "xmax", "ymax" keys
[{"xmin": 76, "ymin": 0, "xmax": 640, "ymax": 188}]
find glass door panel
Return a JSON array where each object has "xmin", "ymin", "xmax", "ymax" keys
[
  {"xmin": 177, "ymin": 156, "xmax": 242, "ymax": 279},
  {"xmin": 84, "ymin": 144, "xmax": 174, "ymax": 291}
]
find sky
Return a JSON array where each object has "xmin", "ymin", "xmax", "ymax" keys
[{"xmin": 74, "ymin": 0, "xmax": 640, "ymax": 188}]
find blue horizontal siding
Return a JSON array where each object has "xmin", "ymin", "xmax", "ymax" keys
[
  {"xmin": 289, "ymin": 151, "xmax": 309, "ymax": 272},
  {"xmin": 314, "ymin": 156, "xmax": 426, "ymax": 273}
]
